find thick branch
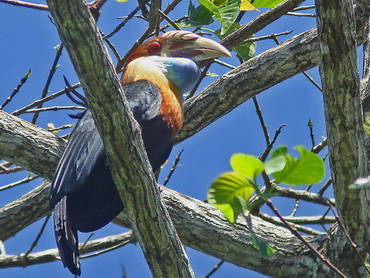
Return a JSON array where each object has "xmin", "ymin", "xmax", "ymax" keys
[
  {"xmin": 316, "ymin": 0, "xmax": 370, "ymax": 275},
  {"xmin": 0, "ymin": 110, "xmax": 64, "ymax": 179},
  {"xmin": 0, "ymin": 179, "xmax": 330, "ymax": 277},
  {"xmin": 46, "ymin": 0, "xmax": 193, "ymax": 277}
]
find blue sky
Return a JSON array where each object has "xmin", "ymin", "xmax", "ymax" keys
[{"xmin": 0, "ymin": 0, "xmax": 329, "ymax": 277}]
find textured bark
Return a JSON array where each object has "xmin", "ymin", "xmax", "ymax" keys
[
  {"xmin": 316, "ymin": 0, "xmax": 370, "ymax": 276},
  {"xmin": 0, "ymin": 179, "xmax": 330, "ymax": 277},
  {"xmin": 0, "ymin": 110, "xmax": 64, "ymax": 179},
  {"xmin": 46, "ymin": 0, "xmax": 193, "ymax": 277}
]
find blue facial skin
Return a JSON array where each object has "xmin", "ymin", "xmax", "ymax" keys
[{"xmin": 149, "ymin": 56, "xmax": 201, "ymax": 93}]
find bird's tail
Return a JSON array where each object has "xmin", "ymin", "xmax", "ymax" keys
[{"xmin": 54, "ymin": 196, "xmax": 81, "ymax": 276}]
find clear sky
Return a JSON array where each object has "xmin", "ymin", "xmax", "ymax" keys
[{"xmin": 0, "ymin": 0, "xmax": 328, "ymax": 277}]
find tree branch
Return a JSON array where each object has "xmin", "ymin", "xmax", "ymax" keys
[
  {"xmin": 316, "ymin": 0, "xmax": 370, "ymax": 275},
  {"xmin": 45, "ymin": 0, "xmax": 193, "ymax": 276}
]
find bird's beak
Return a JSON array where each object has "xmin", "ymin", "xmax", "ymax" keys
[{"xmin": 163, "ymin": 31, "xmax": 231, "ymax": 65}]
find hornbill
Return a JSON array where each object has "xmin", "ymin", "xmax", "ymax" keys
[{"xmin": 50, "ymin": 30, "xmax": 231, "ymax": 275}]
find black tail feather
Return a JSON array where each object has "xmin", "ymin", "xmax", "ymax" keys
[{"xmin": 54, "ymin": 196, "xmax": 81, "ymax": 276}]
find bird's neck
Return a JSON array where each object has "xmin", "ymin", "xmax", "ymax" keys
[{"xmin": 122, "ymin": 57, "xmax": 184, "ymax": 135}]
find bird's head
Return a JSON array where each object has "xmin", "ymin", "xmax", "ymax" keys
[
  {"xmin": 122, "ymin": 31, "xmax": 231, "ymax": 96},
  {"xmin": 125, "ymin": 30, "xmax": 231, "ymax": 67}
]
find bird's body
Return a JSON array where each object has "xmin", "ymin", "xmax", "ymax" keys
[{"xmin": 50, "ymin": 30, "xmax": 230, "ymax": 275}]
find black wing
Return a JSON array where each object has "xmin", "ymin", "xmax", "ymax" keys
[{"xmin": 50, "ymin": 80, "xmax": 162, "ymax": 206}]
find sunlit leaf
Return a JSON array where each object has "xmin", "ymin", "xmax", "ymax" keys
[
  {"xmin": 251, "ymin": 0, "xmax": 285, "ymax": 8},
  {"xmin": 199, "ymin": 0, "xmax": 240, "ymax": 34},
  {"xmin": 264, "ymin": 155, "xmax": 286, "ymax": 175},
  {"xmin": 116, "ymin": 0, "xmax": 129, "ymax": 2},
  {"xmin": 272, "ymin": 146, "xmax": 325, "ymax": 185},
  {"xmin": 208, "ymin": 172, "xmax": 254, "ymax": 222},
  {"xmin": 240, "ymin": 0, "xmax": 259, "ymax": 11},
  {"xmin": 230, "ymin": 153, "xmax": 264, "ymax": 179}
]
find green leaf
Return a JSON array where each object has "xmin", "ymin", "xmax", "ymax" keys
[
  {"xmin": 198, "ymin": 0, "xmax": 220, "ymax": 20},
  {"xmin": 208, "ymin": 172, "xmax": 254, "ymax": 222},
  {"xmin": 186, "ymin": 1, "xmax": 214, "ymax": 27},
  {"xmin": 365, "ymin": 253, "xmax": 370, "ymax": 278},
  {"xmin": 349, "ymin": 176, "xmax": 370, "ymax": 189},
  {"xmin": 199, "ymin": 0, "xmax": 240, "ymax": 35},
  {"xmin": 272, "ymin": 146, "xmax": 325, "ymax": 185},
  {"xmin": 364, "ymin": 113, "xmax": 370, "ymax": 135},
  {"xmin": 264, "ymin": 155, "xmax": 286, "ymax": 175},
  {"xmin": 252, "ymin": 235, "xmax": 277, "ymax": 257},
  {"xmin": 214, "ymin": 23, "xmax": 256, "ymax": 61},
  {"xmin": 230, "ymin": 153, "xmax": 264, "ymax": 179},
  {"xmin": 251, "ymin": 0, "xmax": 285, "ymax": 8}
]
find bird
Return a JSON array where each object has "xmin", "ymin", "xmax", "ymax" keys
[{"xmin": 50, "ymin": 30, "xmax": 231, "ymax": 276}]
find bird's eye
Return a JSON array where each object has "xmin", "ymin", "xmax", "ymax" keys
[{"xmin": 148, "ymin": 42, "xmax": 162, "ymax": 54}]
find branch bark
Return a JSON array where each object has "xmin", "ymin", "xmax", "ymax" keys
[
  {"xmin": 316, "ymin": 0, "xmax": 370, "ymax": 275},
  {"xmin": 45, "ymin": 0, "xmax": 193, "ymax": 277}
]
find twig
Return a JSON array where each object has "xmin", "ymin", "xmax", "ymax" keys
[
  {"xmin": 104, "ymin": 37, "xmax": 121, "ymax": 61},
  {"xmin": 24, "ymin": 215, "xmax": 51, "ymax": 256},
  {"xmin": 47, "ymin": 124, "xmax": 74, "ymax": 133},
  {"xmin": 157, "ymin": 9, "xmax": 181, "ymax": 30},
  {"xmin": 203, "ymin": 260, "xmax": 225, "ymax": 278},
  {"xmin": 266, "ymin": 199, "xmax": 347, "ymax": 277},
  {"xmin": 242, "ymin": 31, "xmax": 293, "ymax": 44},
  {"xmin": 311, "ymin": 137, "xmax": 327, "ymax": 153},
  {"xmin": 103, "ymin": 5, "xmax": 142, "ymax": 39},
  {"xmin": 260, "ymin": 124, "xmax": 287, "ymax": 162},
  {"xmin": 31, "ymin": 44, "xmax": 64, "ymax": 124},
  {"xmin": 272, "ymin": 185, "xmax": 335, "ymax": 207},
  {"xmin": 1, "ymin": 69, "xmax": 32, "ymax": 110},
  {"xmin": 23, "ymin": 105, "xmax": 85, "ymax": 114},
  {"xmin": 0, "ymin": 0, "xmax": 48, "ymax": 10},
  {"xmin": 253, "ymin": 96, "xmax": 270, "ymax": 145},
  {"xmin": 0, "ymin": 232, "xmax": 136, "ymax": 268},
  {"xmin": 317, "ymin": 178, "xmax": 332, "ymax": 197},
  {"xmin": 287, "ymin": 12, "xmax": 316, "ymax": 17},
  {"xmin": 303, "ymin": 71, "xmax": 322, "ymax": 91},
  {"xmin": 163, "ymin": 149, "xmax": 184, "ymax": 187},
  {"xmin": 0, "ymin": 175, "xmax": 39, "ymax": 192},
  {"xmin": 0, "ymin": 162, "xmax": 23, "ymax": 175},
  {"xmin": 308, "ymin": 119, "xmax": 316, "ymax": 148},
  {"xmin": 293, "ymin": 5, "xmax": 315, "ymax": 11},
  {"xmin": 258, "ymin": 212, "xmax": 325, "ymax": 235},
  {"xmin": 11, "ymin": 83, "xmax": 81, "ymax": 116}
]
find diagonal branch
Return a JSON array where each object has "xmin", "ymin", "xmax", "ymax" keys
[{"xmin": 46, "ymin": 0, "xmax": 193, "ymax": 277}]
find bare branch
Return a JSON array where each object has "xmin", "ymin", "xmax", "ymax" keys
[{"xmin": 0, "ymin": 231, "xmax": 136, "ymax": 268}]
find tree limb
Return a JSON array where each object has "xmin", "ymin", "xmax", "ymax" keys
[
  {"xmin": 45, "ymin": 0, "xmax": 193, "ymax": 277},
  {"xmin": 316, "ymin": 0, "xmax": 370, "ymax": 275}
]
